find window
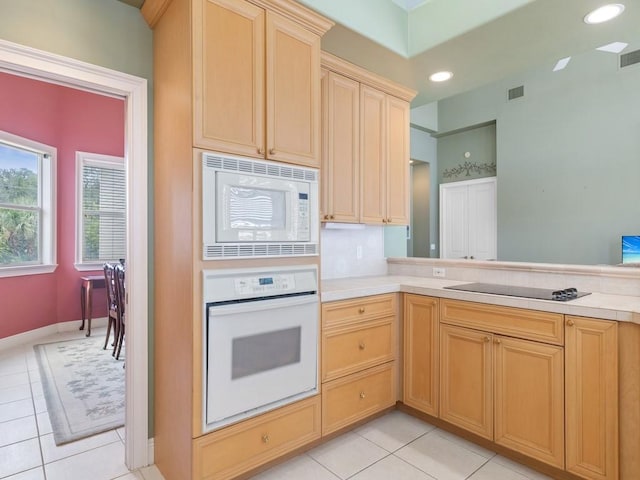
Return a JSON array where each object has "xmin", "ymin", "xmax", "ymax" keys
[
  {"xmin": 76, "ymin": 152, "xmax": 125, "ymax": 270},
  {"xmin": 0, "ymin": 130, "xmax": 56, "ymax": 277}
]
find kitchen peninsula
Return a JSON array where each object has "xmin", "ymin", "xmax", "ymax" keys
[{"xmin": 322, "ymin": 257, "xmax": 640, "ymax": 480}]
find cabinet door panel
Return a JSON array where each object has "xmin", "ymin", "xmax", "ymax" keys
[
  {"xmin": 322, "ymin": 71, "xmax": 360, "ymax": 222},
  {"xmin": 360, "ymin": 85, "xmax": 386, "ymax": 224},
  {"xmin": 439, "ymin": 324, "xmax": 493, "ymax": 439},
  {"xmin": 386, "ymin": 96, "xmax": 409, "ymax": 224},
  {"xmin": 403, "ymin": 295, "xmax": 438, "ymax": 416},
  {"xmin": 266, "ymin": 11, "xmax": 320, "ymax": 166},
  {"xmin": 566, "ymin": 316, "xmax": 618, "ymax": 480},
  {"xmin": 195, "ymin": 0, "xmax": 265, "ymax": 156},
  {"xmin": 494, "ymin": 336, "xmax": 564, "ymax": 468}
]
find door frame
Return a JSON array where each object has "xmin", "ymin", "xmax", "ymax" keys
[{"xmin": 0, "ymin": 39, "xmax": 149, "ymax": 469}]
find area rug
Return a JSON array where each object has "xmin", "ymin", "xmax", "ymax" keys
[{"xmin": 34, "ymin": 335, "xmax": 124, "ymax": 445}]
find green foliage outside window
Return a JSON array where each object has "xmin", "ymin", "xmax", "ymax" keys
[{"xmin": 0, "ymin": 167, "xmax": 40, "ymax": 265}]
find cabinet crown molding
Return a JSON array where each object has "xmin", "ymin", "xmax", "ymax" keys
[
  {"xmin": 248, "ymin": 0, "xmax": 334, "ymax": 36},
  {"xmin": 142, "ymin": 0, "xmax": 334, "ymax": 35},
  {"xmin": 321, "ymin": 51, "xmax": 417, "ymax": 102}
]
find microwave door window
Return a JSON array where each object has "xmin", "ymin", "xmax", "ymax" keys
[{"xmin": 221, "ymin": 185, "xmax": 288, "ymax": 242}]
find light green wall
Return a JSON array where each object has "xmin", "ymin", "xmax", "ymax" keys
[
  {"xmin": 437, "ymin": 47, "xmax": 640, "ymax": 265},
  {"xmin": 297, "ymin": 0, "xmax": 408, "ymax": 56},
  {"xmin": 0, "ymin": 0, "xmax": 155, "ymax": 435},
  {"xmin": 384, "ymin": 225, "xmax": 408, "ymax": 257},
  {"xmin": 437, "ymin": 124, "xmax": 496, "ymax": 184},
  {"xmin": 408, "ymin": 0, "xmax": 534, "ymax": 56}
]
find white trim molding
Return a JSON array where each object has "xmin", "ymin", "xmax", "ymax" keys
[{"xmin": 0, "ymin": 39, "xmax": 150, "ymax": 469}]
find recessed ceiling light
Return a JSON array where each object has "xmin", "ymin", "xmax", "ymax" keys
[
  {"xmin": 553, "ymin": 57, "xmax": 571, "ymax": 71},
  {"xmin": 596, "ymin": 41, "xmax": 628, "ymax": 53},
  {"xmin": 429, "ymin": 71, "xmax": 453, "ymax": 82},
  {"xmin": 584, "ymin": 4, "xmax": 625, "ymax": 24}
]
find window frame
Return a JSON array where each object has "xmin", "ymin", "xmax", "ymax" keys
[
  {"xmin": 75, "ymin": 151, "xmax": 126, "ymax": 271},
  {"xmin": 0, "ymin": 130, "xmax": 57, "ymax": 278}
]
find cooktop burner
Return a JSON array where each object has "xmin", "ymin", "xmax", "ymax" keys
[{"xmin": 444, "ymin": 283, "xmax": 591, "ymax": 302}]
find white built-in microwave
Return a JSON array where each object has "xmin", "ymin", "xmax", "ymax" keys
[{"xmin": 202, "ymin": 152, "xmax": 319, "ymax": 259}]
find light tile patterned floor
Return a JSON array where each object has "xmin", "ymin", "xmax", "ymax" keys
[{"xmin": 1, "ymin": 329, "xmax": 552, "ymax": 480}]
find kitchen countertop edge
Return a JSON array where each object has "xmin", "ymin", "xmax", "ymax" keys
[{"xmin": 321, "ymin": 275, "xmax": 640, "ymax": 324}]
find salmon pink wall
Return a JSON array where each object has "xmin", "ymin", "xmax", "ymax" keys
[{"xmin": 0, "ymin": 72, "xmax": 124, "ymax": 339}]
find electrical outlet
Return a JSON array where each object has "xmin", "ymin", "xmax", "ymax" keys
[
  {"xmin": 356, "ymin": 245, "xmax": 363, "ymax": 259},
  {"xmin": 433, "ymin": 267, "xmax": 446, "ymax": 278}
]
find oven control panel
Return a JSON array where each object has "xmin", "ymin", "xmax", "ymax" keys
[
  {"xmin": 234, "ymin": 274, "xmax": 295, "ymax": 295},
  {"xmin": 203, "ymin": 265, "xmax": 318, "ymax": 303}
]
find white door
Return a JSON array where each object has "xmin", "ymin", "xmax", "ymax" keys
[{"xmin": 440, "ymin": 177, "xmax": 496, "ymax": 260}]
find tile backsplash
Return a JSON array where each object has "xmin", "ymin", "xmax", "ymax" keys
[{"xmin": 321, "ymin": 225, "xmax": 388, "ymax": 279}]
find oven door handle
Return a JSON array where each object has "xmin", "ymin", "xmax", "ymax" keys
[{"xmin": 208, "ymin": 294, "xmax": 319, "ymax": 317}]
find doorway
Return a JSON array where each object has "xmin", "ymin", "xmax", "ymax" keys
[{"xmin": 0, "ymin": 39, "xmax": 149, "ymax": 469}]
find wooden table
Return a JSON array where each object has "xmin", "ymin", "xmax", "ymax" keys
[{"xmin": 79, "ymin": 275, "xmax": 106, "ymax": 337}]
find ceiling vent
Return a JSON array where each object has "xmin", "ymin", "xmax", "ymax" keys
[
  {"xmin": 620, "ymin": 49, "xmax": 640, "ymax": 68},
  {"xmin": 508, "ymin": 85, "xmax": 524, "ymax": 100}
]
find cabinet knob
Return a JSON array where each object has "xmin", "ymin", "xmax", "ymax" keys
[
  {"xmin": 358, "ymin": 341, "xmax": 365, "ymax": 350},
  {"xmin": 484, "ymin": 336, "xmax": 490, "ymax": 343},
  {"xmin": 257, "ymin": 147, "xmax": 264, "ymax": 155},
  {"xmin": 261, "ymin": 434, "xmax": 270, "ymax": 444},
  {"xmin": 358, "ymin": 307, "xmax": 365, "ymax": 314},
  {"xmin": 323, "ymin": 214, "xmax": 329, "ymax": 220},
  {"xmin": 470, "ymin": 256, "xmax": 475, "ymax": 259},
  {"xmin": 359, "ymin": 391, "xmax": 366, "ymax": 399},
  {"xmin": 269, "ymin": 148, "xmax": 275, "ymax": 155},
  {"xmin": 330, "ymin": 214, "xmax": 335, "ymax": 220},
  {"xmin": 494, "ymin": 338, "xmax": 502, "ymax": 344},
  {"xmin": 567, "ymin": 319, "xmax": 575, "ymax": 327},
  {"xmin": 382, "ymin": 218, "xmax": 387, "ymax": 224},
  {"xmin": 387, "ymin": 218, "xmax": 392, "ymax": 223}
]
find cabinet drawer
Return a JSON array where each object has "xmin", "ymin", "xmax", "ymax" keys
[
  {"xmin": 193, "ymin": 395, "xmax": 321, "ymax": 480},
  {"xmin": 441, "ymin": 299, "xmax": 564, "ymax": 345},
  {"xmin": 322, "ymin": 294, "xmax": 395, "ymax": 329},
  {"xmin": 322, "ymin": 362, "xmax": 395, "ymax": 435},
  {"xmin": 322, "ymin": 318, "xmax": 395, "ymax": 382}
]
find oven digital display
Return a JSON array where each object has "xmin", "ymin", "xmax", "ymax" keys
[{"xmin": 259, "ymin": 277, "xmax": 274, "ymax": 286}]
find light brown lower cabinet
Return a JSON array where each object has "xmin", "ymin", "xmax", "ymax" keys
[
  {"xmin": 565, "ymin": 315, "xmax": 618, "ymax": 480},
  {"xmin": 439, "ymin": 323, "xmax": 565, "ymax": 469},
  {"xmin": 192, "ymin": 395, "xmax": 321, "ymax": 480},
  {"xmin": 403, "ymin": 294, "xmax": 439, "ymax": 416},
  {"xmin": 322, "ymin": 361, "xmax": 395, "ymax": 435}
]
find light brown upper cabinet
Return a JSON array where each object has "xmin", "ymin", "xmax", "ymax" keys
[
  {"xmin": 194, "ymin": 0, "xmax": 325, "ymax": 167},
  {"xmin": 321, "ymin": 70, "xmax": 360, "ymax": 222},
  {"xmin": 361, "ymin": 91, "xmax": 410, "ymax": 225},
  {"xmin": 321, "ymin": 52, "xmax": 415, "ymax": 225}
]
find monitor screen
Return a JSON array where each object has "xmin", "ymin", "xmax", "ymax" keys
[{"xmin": 622, "ymin": 236, "xmax": 640, "ymax": 264}]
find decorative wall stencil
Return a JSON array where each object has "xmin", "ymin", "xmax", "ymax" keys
[{"xmin": 443, "ymin": 161, "xmax": 496, "ymax": 179}]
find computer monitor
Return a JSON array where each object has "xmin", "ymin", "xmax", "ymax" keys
[{"xmin": 622, "ymin": 235, "xmax": 640, "ymax": 264}]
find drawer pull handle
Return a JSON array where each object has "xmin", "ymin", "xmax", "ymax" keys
[
  {"xmin": 358, "ymin": 307, "xmax": 365, "ymax": 313},
  {"xmin": 359, "ymin": 391, "xmax": 366, "ymax": 399},
  {"xmin": 484, "ymin": 336, "xmax": 490, "ymax": 343},
  {"xmin": 261, "ymin": 434, "xmax": 270, "ymax": 444},
  {"xmin": 358, "ymin": 341, "xmax": 365, "ymax": 350},
  {"xmin": 567, "ymin": 319, "xmax": 575, "ymax": 327}
]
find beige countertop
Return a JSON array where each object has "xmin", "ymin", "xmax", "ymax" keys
[{"xmin": 321, "ymin": 275, "xmax": 640, "ymax": 323}]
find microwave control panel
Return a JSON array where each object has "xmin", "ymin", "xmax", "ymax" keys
[{"xmin": 234, "ymin": 274, "xmax": 296, "ymax": 296}]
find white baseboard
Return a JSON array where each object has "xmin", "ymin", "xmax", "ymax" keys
[
  {"xmin": 147, "ymin": 437, "xmax": 155, "ymax": 464},
  {"xmin": 0, "ymin": 317, "xmax": 108, "ymax": 351}
]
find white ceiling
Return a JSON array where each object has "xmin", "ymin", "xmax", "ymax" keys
[{"xmin": 390, "ymin": 0, "xmax": 430, "ymax": 11}]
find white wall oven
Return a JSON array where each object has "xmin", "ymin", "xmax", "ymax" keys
[
  {"xmin": 202, "ymin": 152, "xmax": 319, "ymax": 259},
  {"xmin": 203, "ymin": 265, "xmax": 318, "ymax": 432}
]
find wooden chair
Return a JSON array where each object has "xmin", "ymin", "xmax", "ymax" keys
[
  {"xmin": 102, "ymin": 263, "xmax": 120, "ymax": 351},
  {"xmin": 113, "ymin": 263, "xmax": 126, "ymax": 360}
]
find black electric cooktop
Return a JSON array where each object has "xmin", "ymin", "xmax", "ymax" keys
[{"xmin": 444, "ymin": 283, "xmax": 591, "ymax": 302}]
